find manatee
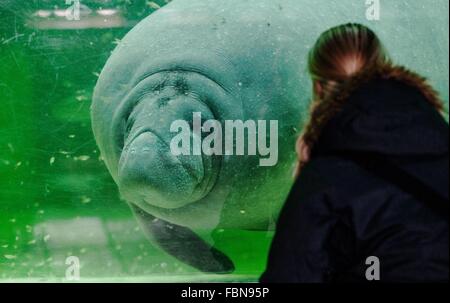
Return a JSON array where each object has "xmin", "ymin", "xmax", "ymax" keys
[{"xmin": 92, "ymin": 0, "xmax": 449, "ymax": 273}]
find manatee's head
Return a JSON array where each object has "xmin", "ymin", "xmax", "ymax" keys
[
  {"xmin": 91, "ymin": 1, "xmax": 303, "ymax": 226},
  {"xmin": 92, "ymin": 61, "xmax": 239, "ymax": 213}
]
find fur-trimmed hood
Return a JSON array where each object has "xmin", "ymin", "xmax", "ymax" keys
[
  {"xmin": 307, "ymin": 64, "xmax": 448, "ymax": 157},
  {"xmin": 306, "ymin": 64, "xmax": 449, "ymax": 202}
]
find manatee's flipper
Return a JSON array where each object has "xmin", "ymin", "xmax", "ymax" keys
[{"xmin": 130, "ymin": 204, "xmax": 235, "ymax": 274}]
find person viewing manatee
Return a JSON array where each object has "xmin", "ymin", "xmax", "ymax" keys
[
  {"xmin": 91, "ymin": 0, "xmax": 449, "ymax": 273},
  {"xmin": 262, "ymin": 23, "xmax": 449, "ymax": 283}
]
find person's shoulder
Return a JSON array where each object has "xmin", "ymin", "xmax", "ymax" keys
[
  {"xmin": 301, "ymin": 154, "xmax": 376, "ymax": 185},
  {"xmin": 295, "ymin": 154, "xmax": 389, "ymax": 205}
]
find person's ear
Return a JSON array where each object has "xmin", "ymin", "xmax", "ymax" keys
[
  {"xmin": 313, "ymin": 80, "xmax": 323, "ymax": 99},
  {"xmin": 293, "ymin": 136, "xmax": 311, "ymax": 178},
  {"xmin": 298, "ymin": 137, "xmax": 310, "ymax": 164}
]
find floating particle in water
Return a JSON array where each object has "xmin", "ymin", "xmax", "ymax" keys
[
  {"xmin": 80, "ymin": 248, "xmax": 87, "ymax": 254},
  {"xmin": 112, "ymin": 38, "xmax": 122, "ymax": 45},
  {"xmin": 9, "ymin": 218, "xmax": 16, "ymax": 223},
  {"xmin": 27, "ymin": 240, "xmax": 36, "ymax": 245},
  {"xmin": 74, "ymin": 155, "xmax": 90, "ymax": 161},
  {"xmin": 7, "ymin": 143, "xmax": 14, "ymax": 153},
  {"xmin": 43, "ymin": 234, "xmax": 51, "ymax": 242},
  {"xmin": 4, "ymin": 255, "xmax": 16, "ymax": 260},
  {"xmin": 160, "ymin": 262, "xmax": 167, "ymax": 269},
  {"xmin": 49, "ymin": 157, "xmax": 55, "ymax": 165},
  {"xmin": 115, "ymin": 245, "xmax": 122, "ymax": 251},
  {"xmin": 147, "ymin": 1, "xmax": 161, "ymax": 10},
  {"xmin": 92, "ymin": 71, "xmax": 100, "ymax": 77},
  {"xmin": 68, "ymin": 134, "xmax": 76, "ymax": 138},
  {"xmin": 1, "ymin": 245, "xmax": 9, "ymax": 248},
  {"xmin": 81, "ymin": 196, "xmax": 91, "ymax": 204},
  {"xmin": 75, "ymin": 95, "xmax": 88, "ymax": 102},
  {"xmin": 38, "ymin": 210, "xmax": 45, "ymax": 215},
  {"xmin": 240, "ymin": 210, "xmax": 246, "ymax": 215},
  {"xmin": 26, "ymin": 225, "xmax": 32, "ymax": 232},
  {"xmin": 59, "ymin": 150, "xmax": 72, "ymax": 155}
]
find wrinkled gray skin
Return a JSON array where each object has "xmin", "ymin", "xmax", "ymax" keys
[{"xmin": 92, "ymin": 0, "xmax": 449, "ymax": 273}]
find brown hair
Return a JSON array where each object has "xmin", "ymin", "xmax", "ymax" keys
[
  {"xmin": 308, "ymin": 23, "xmax": 389, "ymax": 97},
  {"xmin": 295, "ymin": 23, "xmax": 444, "ymax": 177}
]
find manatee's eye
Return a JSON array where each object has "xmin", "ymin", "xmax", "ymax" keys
[
  {"xmin": 157, "ymin": 96, "xmax": 171, "ymax": 108},
  {"xmin": 124, "ymin": 116, "xmax": 135, "ymax": 142},
  {"xmin": 174, "ymin": 76, "xmax": 189, "ymax": 95},
  {"xmin": 122, "ymin": 98, "xmax": 144, "ymax": 143}
]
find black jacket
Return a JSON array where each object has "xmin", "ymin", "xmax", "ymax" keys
[{"xmin": 261, "ymin": 67, "xmax": 449, "ymax": 283}]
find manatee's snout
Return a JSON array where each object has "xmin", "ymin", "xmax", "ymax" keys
[{"xmin": 117, "ymin": 92, "xmax": 219, "ymax": 209}]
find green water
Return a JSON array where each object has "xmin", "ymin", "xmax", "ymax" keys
[
  {"xmin": 0, "ymin": 0, "xmax": 273, "ymax": 282},
  {"xmin": 0, "ymin": 0, "xmax": 448, "ymax": 282}
]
